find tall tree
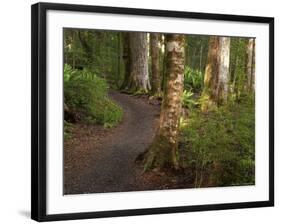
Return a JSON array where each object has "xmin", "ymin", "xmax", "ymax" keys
[
  {"xmin": 127, "ymin": 32, "xmax": 151, "ymax": 92},
  {"xmin": 161, "ymin": 35, "xmax": 167, "ymax": 91},
  {"xmin": 150, "ymin": 33, "xmax": 161, "ymax": 95},
  {"xmin": 246, "ymin": 38, "xmax": 255, "ymax": 91},
  {"xmin": 77, "ymin": 30, "xmax": 94, "ymax": 65},
  {"xmin": 120, "ymin": 33, "xmax": 131, "ymax": 89},
  {"xmin": 218, "ymin": 37, "xmax": 231, "ymax": 103},
  {"xmin": 201, "ymin": 36, "xmax": 230, "ymax": 111},
  {"xmin": 230, "ymin": 38, "xmax": 240, "ymax": 89},
  {"xmin": 251, "ymin": 39, "xmax": 255, "ymax": 91},
  {"xmin": 201, "ymin": 36, "xmax": 220, "ymax": 112},
  {"xmin": 140, "ymin": 34, "xmax": 185, "ymax": 171}
]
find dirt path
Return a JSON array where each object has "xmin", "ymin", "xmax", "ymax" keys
[{"xmin": 64, "ymin": 90, "xmax": 160, "ymax": 194}]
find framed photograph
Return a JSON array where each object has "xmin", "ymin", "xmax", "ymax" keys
[{"xmin": 31, "ymin": 2, "xmax": 274, "ymax": 222}]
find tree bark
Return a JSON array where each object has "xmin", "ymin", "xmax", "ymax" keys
[
  {"xmin": 246, "ymin": 38, "xmax": 254, "ymax": 91},
  {"xmin": 201, "ymin": 36, "xmax": 220, "ymax": 112},
  {"xmin": 120, "ymin": 33, "xmax": 131, "ymax": 89},
  {"xmin": 201, "ymin": 36, "xmax": 230, "ymax": 111},
  {"xmin": 150, "ymin": 33, "xmax": 161, "ymax": 95},
  {"xmin": 218, "ymin": 37, "xmax": 231, "ymax": 103},
  {"xmin": 78, "ymin": 31, "xmax": 93, "ymax": 64},
  {"xmin": 116, "ymin": 32, "xmax": 122, "ymax": 88},
  {"xmin": 250, "ymin": 39, "xmax": 255, "ymax": 91},
  {"xmin": 127, "ymin": 32, "xmax": 151, "ymax": 92},
  {"xmin": 141, "ymin": 34, "xmax": 185, "ymax": 171},
  {"xmin": 161, "ymin": 35, "xmax": 167, "ymax": 91}
]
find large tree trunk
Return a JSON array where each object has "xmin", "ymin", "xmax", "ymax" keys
[
  {"xmin": 127, "ymin": 32, "xmax": 151, "ymax": 92},
  {"xmin": 120, "ymin": 33, "xmax": 131, "ymax": 89},
  {"xmin": 150, "ymin": 33, "xmax": 161, "ymax": 95},
  {"xmin": 246, "ymin": 38, "xmax": 254, "ymax": 91},
  {"xmin": 201, "ymin": 36, "xmax": 230, "ymax": 111},
  {"xmin": 218, "ymin": 37, "xmax": 231, "ymax": 103},
  {"xmin": 116, "ymin": 32, "xmax": 122, "ymax": 88},
  {"xmin": 140, "ymin": 34, "xmax": 185, "ymax": 171},
  {"xmin": 201, "ymin": 36, "xmax": 220, "ymax": 112}
]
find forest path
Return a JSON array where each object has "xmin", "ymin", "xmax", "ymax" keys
[{"xmin": 64, "ymin": 90, "xmax": 160, "ymax": 194}]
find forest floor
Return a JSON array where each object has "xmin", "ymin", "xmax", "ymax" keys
[{"xmin": 64, "ymin": 90, "xmax": 194, "ymax": 195}]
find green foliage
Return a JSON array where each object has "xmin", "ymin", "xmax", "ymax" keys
[
  {"xmin": 229, "ymin": 38, "xmax": 248, "ymax": 98},
  {"xmin": 182, "ymin": 90, "xmax": 198, "ymax": 109},
  {"xmin": 64, "ymin": 29, "xmax": 121, "ymax": 88},
  {"xmin": 184, "ymin": 66, "xmax": 204, "ymax": 92},
  {"xmin": 185, "ymin": 35, "xmax": 209, "ymax": 72},
  {"xmin": 64, "ymin": 64, "xmax": 123, "ymax": 127},
  {"xmin": 181, "ymin": 95, "xmax": 255, "ymax": 187}
]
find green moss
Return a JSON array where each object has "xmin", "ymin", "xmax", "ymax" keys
[{"xmin": 143, "ymin": 134, "xmax": 179, "ymax": 172}]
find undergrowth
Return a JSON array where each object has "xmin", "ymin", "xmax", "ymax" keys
[
  {"xmin": 181, "ymin": 95, "xmax": 255, "ymax": 187},
  {"xmin": 64, "ymin": 64, "xmax": 123, "ymax": 128}
]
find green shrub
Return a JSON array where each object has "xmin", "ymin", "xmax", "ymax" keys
[
  {"xmin": 181, "ymin": 95, "xmax": 255, "ymax": 187},
  {"xmin": 184, "ymin": 66, "xmax": 204, "ymax": 92},
  {"xmin": 64, "ymin": 64, "xmax": 123, "ymax": 127}
]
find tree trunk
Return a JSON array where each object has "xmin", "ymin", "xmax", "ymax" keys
[
  {"xmin": 201, "ymin": 36, "xmax": 230, "ymax": 111},
  {"xmin": 199, "ymin": 41, "xmax": 203, "ymax": 72},
  {"xmin": 78, "ymin": 31, "xmax": 93, "ymax": 64},
  {"xmin": 250, "ymin": 39, "xmax": 255, "ymax": 91},
  {"xmin": 246, "ymin": 38, "xmax": 254, "ymax": 91},
  {"xmin": 127, "ymin": 32, "xmax": 151, "ymax": 92},
  {"xmin": 120, "ymin": 33, "xmax": 131, "ymax": 89},
  {"xmin": 141, "ymin": 34, "xmax": 185, "ymax": 171},
  {"xmin": 116, "ymin": 32, "xmax": 122, "ymax": 88},
  {"xmin": 201, "ymin": 36, "xmax": 220, "ymax": 112},
  {"xmin": 150, "ymin": 33, "xmax": 161, "ymax": 95},
  {"xmin": 161, "ymin": 35, "xmax": 167, "ymax": 91},
  {"xmin": 218, "ymin": 37, "xmax": 231, "ymax": 103}
]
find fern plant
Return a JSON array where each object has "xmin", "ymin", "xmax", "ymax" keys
[
  {"xmin": 182, "ymin": 90, "xmax": 198, "ymax": 109},
  {"xmin": 184, "ymin": 66, "xmax": 204, "ymax": 92}
]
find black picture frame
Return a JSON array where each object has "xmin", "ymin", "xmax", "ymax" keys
[{"xmin": 31, "ymin": 2, "xmax": 274, "ymax": 222}]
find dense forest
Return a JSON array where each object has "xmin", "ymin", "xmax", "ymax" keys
[{"xmin": 63, "ymin": 29, "xmax": 255, "ymax": 194}]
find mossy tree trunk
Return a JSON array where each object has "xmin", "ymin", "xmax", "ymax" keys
[
  {"xmin": 141, "ymin": 34, "xmax": 185, "ymax": 171},
  {"xmin": 120, "ymin": 33, "xmax": 131, "ymax": 90},
  {"xmin": 150, "ymin": 33, "xmax": 161, "ymax": 95},
  {"xmin": 127, "ymin": 32, "xmax": 151, "ymax": 92}
]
